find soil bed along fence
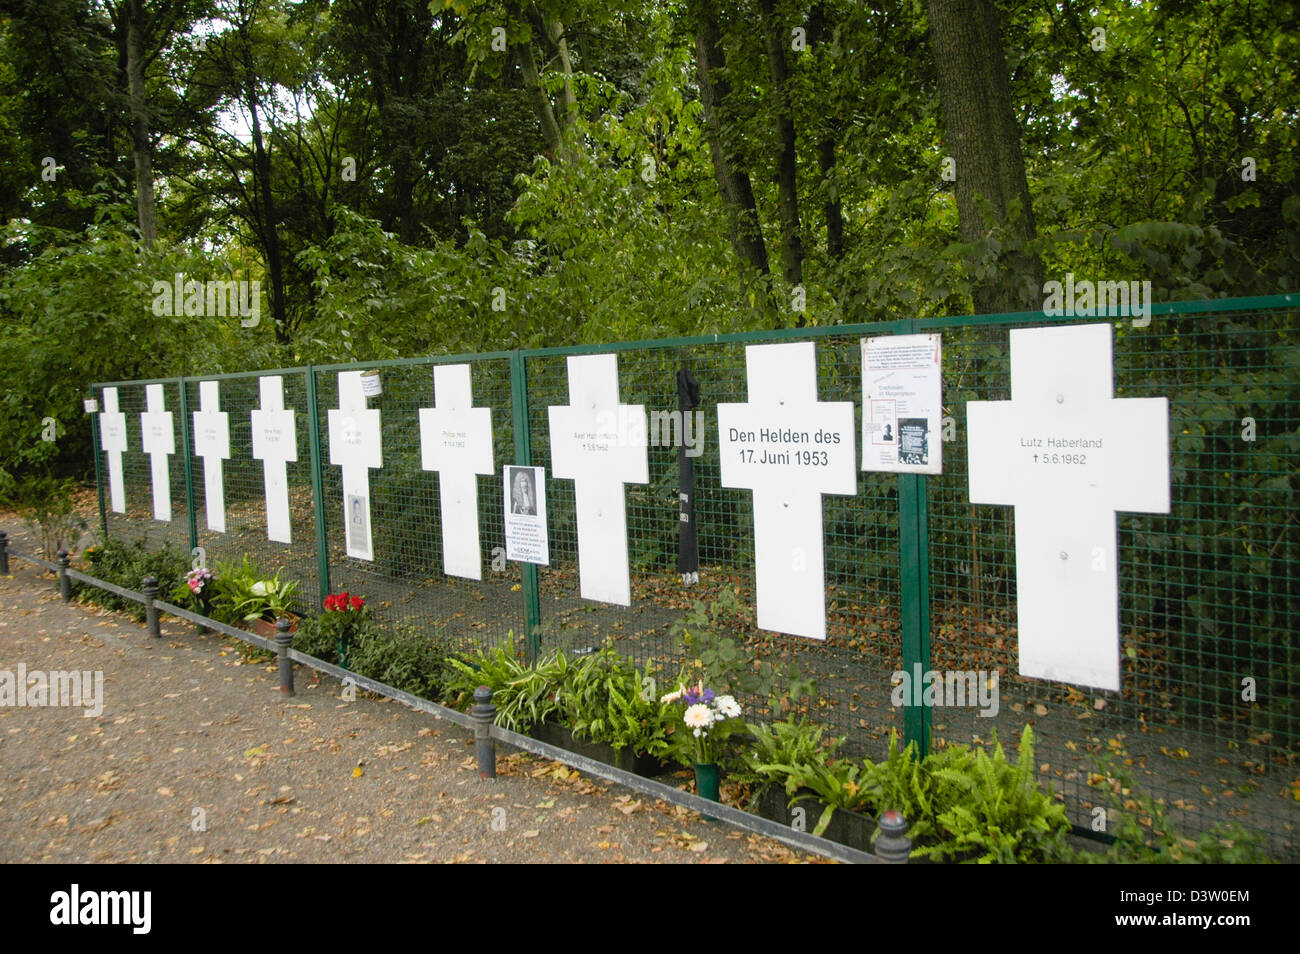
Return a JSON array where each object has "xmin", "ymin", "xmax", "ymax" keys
[
  {"xmin": 0, "ymin": 538, "xmax": 910, "ymax": 864},
  {"xmin": 74, "ymin": 293, "xmax": 1300, "ymax": 855}
]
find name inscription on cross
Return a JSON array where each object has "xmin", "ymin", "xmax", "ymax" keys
[
  {"xmin": 327, "ymin": 371, "xmax": 383, "ymax": 560},
  {"xmin": 250, "ymin": 375, "xmax": 298, "ymax": 544},
  {"xmin": 192, "ymin": 380, "xmax": 230, "ymax": 533},
  {"xmin": 548, "ymin": 354, "xmax": 648, "ymax": 606},
  {"xmin": 966, "ymin": 322, "xmax": 1169, "ymax": 691},
  {"xmin": 140, "ymin": 384, "xmax": 175, "ymax": 522},
  {"xmin": 716, "ymin": 342, "xmax": 856, "ymax": 640},
  {"xmin": 419, "ymin": 364, "xmax": 494, "ymax": 580},
  {"xmin": 99, "ymin": 387, "xmax": 128, "ymax": 514}
]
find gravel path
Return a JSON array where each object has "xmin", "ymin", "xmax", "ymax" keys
[{"xmin": 0, "ymin": 533, "xmax": 817, "ymax": 865}]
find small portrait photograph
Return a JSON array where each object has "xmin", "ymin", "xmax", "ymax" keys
[
  {"xmin": 347, "ymin": 493, "xmax": 369, "ymax": 540},
  {"xmin": 882, "ymin": 423, "xmax": 894, "ymax": 442},
  {"xmin": 508, "ymin": 466, "xmax": 537, "ymax": 515}
]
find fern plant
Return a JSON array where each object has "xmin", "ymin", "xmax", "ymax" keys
[{"xmin": 915, "ymin": 726, "xmax": 1070, "ymax": 864}]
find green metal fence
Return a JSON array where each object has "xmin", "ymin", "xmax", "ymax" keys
[{"xmin": 88, "ymin": 293, "xmax": 1300, "ymax": 855}]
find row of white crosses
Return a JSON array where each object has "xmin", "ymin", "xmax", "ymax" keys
[
  {"xmin": 96, "ymin": 323, "xmax": 1167, "ymax": 691},
  {"xmin": 98, "ymin": 369, "xmax": 498, "ymax": 575}
]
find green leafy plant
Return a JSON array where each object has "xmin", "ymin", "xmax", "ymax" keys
[
  {"xmin": 211, "ymin": 556, "xmax": 299, "ymax": 625},
  {"xmin": 559, "ymin": 647, "xmax": 675, "ymax": 757},
  {"xmin": 346, "ymin": 621, "xmax": 454, "ymax": 701},
  {"xmin": 740, "ymin": 717, "xmax": 842, "ymax": 790},
  {"xmin": 79, "ymin": 537, "xmax": 189, "ymax": 622},
  {"xmin": 443, "ymin": 639, "xmax": 570, "ymax": 733},
  {"xmin": 667, "ymin": 588, "xmax": 816, "ymax": 714},
  {"xmin": 915, "ymin": 727, "xmax": 1070, "ymax": 864}
]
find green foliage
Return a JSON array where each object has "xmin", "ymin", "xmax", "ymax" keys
[
  {"xmin": 4, "ymin": 476, "xmax": 87, "ymax": 559},
  {"xmin": 557, "ymin": 647, "xmax": 675, "ymax": 758},
  {"xmin": 915, "ymin": 728, "xmax": 1070, "ymax": 864},
  {"xmin": 79, "ymin": 537, "xmax": 189, "ymax": 623},
  {"xmin": 667, "ymin": 587, "xmax": 817, "ymax": 713},
  {"xmin": 443, "ymin": 639, "xmax": 570, "ymax": 733},
  {"xmin": 346, "ymin": 621, "xmax": 455, "ymax": 702},
  {"xmin": 1061, "ymin": 765, "xmax": 1276, "ymax": 864},
  {"xmin": 750, "ymin": 723, "xmax": 1070, "ymax": 862},
  {"xmin": 209, "ymin": 556, "xmax": 300, "ymax": 624}
]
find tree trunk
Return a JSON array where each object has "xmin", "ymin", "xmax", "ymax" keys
[
  {"xmin": 808, "ymin": 4, "xmax": 843, "ymax": 261},
  {"xmin": 760, "ymin": 0, "xmax": 803, "ymax": 289},
  {"xmin": 926, "ymin": 0, "xmax": 1042, "ymax": 314},
  {"xmin": 124, "ymin": 0, "xmax": 156, "ymax": 247},
  {"xmin": 247, "ymin": 95, "xmax": 288, "ymax": 342},
  {"xmin": 545, "ymin": 17, "xmax": 578, "ymax": 131},
  {"xmin": 690, "ymin": 0, "xmax": 770, "ymax": 281}
]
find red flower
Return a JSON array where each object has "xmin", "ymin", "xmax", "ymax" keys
[{"xmin": 350, "ymin": 596, "xmax": 364, "ymax": 611}]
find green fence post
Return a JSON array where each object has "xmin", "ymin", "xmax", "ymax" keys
[
  {"xmin": 177, "ymin": 378, "xmax": 199, "ymax": 555},
  {"xmin": 509, "ymin": 350, "xmax": 542, "ymax": 662},
  {"xmin": 306, "ymin": 367, "xmax": 331, "ymax": 603},
  {"xmin": 90, "ymin": 391, "xmax": 108, "ymax": 541},
  {"xmin": 898, "ymin": 472, "xmax": 932, "ymax": 757},
  {"xmin": 896, "ymin": 317, "xmax": 933, "ymax": 757}
]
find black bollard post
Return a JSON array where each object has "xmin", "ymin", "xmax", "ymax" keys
[
  {"xmin": 142, "ymin": 575, "xmax": 161, "ymax": 639},
  {"xmin": 275, "ymin": 617, "xmax": 295, "ymax": 696},
  {"xmin": 471, "ymin": 686, "xmax": 497, "ymax": 780},
  {"xmin": 874, "ymin": 809, "xmax": 912, "ymax": 864},
  {"xmin": 57, "ymin": 548, "xmax": 71, "ymax": 602},
  {"xmin": 0, "ymin": 531, "xmax": 8, "ymax": 575}
]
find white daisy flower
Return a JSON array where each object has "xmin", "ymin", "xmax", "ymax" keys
[
  {"xmin": 715, "ymin": 695, "xmax": 741, "ymax": 719},
  {"xmin": 683, "ymin": 703, "xmax": 714, "ymax": 731}
]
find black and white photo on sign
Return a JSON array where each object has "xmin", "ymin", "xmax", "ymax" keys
[
  {"xmin": 509, "ymin": 466, "xmax": 537, "ymax": 515},
  {"xmin": 503, "ymin": 465, "xmax": 549, "ymax": 565},
  {"xmin": 346, "ymin": 493, "xmax": 371, "ymax": 557}
]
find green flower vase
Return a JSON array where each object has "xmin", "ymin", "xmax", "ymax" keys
[{"xmin": 693, "ymin": 762, "xmax": 721, "ymax": 805}]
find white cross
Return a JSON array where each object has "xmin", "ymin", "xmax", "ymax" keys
[
  {"xmin": 327, "ymin": 371, "xmax": 383, "ymax": 561},
  {"xmin": 192, "ymin": 380, "xmax": 230, "ymax": 533},
  {"xmin": 250, "ymin": 375, "xmax": 298, "ymax": 544},
  {"xmin": 716, "ymin": 342, "xmax": 856, "ymax": 640},
  {"xmin": 419, "ymin": 364, "xmax": 494, "ymax": 580},
  {"xmin": 99, "ymin": 387, "xmax": 128, "ymax": 514},
  {"xmin": 140, "ymin": 384, "xmax": 175, "ymax": 522},
  {"xmin": 547, "ymin": 354, "xmax": 648, "ymax": 606},
  {"xmin": 967, "ymin": 322, "xmax": 1169, "ymax": 691}
]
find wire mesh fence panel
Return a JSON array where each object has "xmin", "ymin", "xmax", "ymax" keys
[
  {"xmin": 84, "ymin": 296, "xmax": 1299, "ymax": 855},
  {"xmin": 311, "ymin": 358, "xmax": 523, "ymax": 656},
  {"xmin": 919, "ymin": 306, "xmax": 1300, "ymax": 853},
  {"xmin": 93, "ymin": 379, "xmax": 192, "ymax": 558},
  {"xmin": 185, "ymin": 370, "xmax": 320, "ymax": 615},
  {"xmin": 524, "ymin": 329, "xmax": 907, "ymax": 757}
]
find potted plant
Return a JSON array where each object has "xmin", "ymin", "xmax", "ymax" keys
[
  {"xmin": 660, "ymin": 681, "xmax": 744, "ymax": 802},
  {"xmin": 319, "ymin": 591, "xmax": 367, "ymax": 668},
  {"xmin": 212, "ymin": 557, "xmax": 300, "ymax": 639}
]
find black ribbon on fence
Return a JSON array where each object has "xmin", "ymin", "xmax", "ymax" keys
[{"xmin": 676, "ymin": 361, "xmax": 700, "ymax": 584}]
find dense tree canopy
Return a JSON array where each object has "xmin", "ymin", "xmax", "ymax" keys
[{"xmin": 0, "ymin": 0, "xmax": 1296, "ymax": 486}]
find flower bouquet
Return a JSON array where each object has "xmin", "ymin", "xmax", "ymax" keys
[
  {"xmin": 170, "ymin": 567, "xmax": 216, "ymax": 631},
  {"xmin": 320, "ymin": 591, "xmax": 368, "ymax": 668},
  {"xmin": 661, "ymin": 681, "xmax": 744, "ymax": 801}
]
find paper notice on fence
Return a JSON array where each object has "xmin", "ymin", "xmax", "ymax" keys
[
  {"xmin": 861, "ymin": 333, "xmax": 943, "ymax": 475},
  {"xmin": 504, "ymin": 465, "xmax": 549, "ymax": 565}
]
